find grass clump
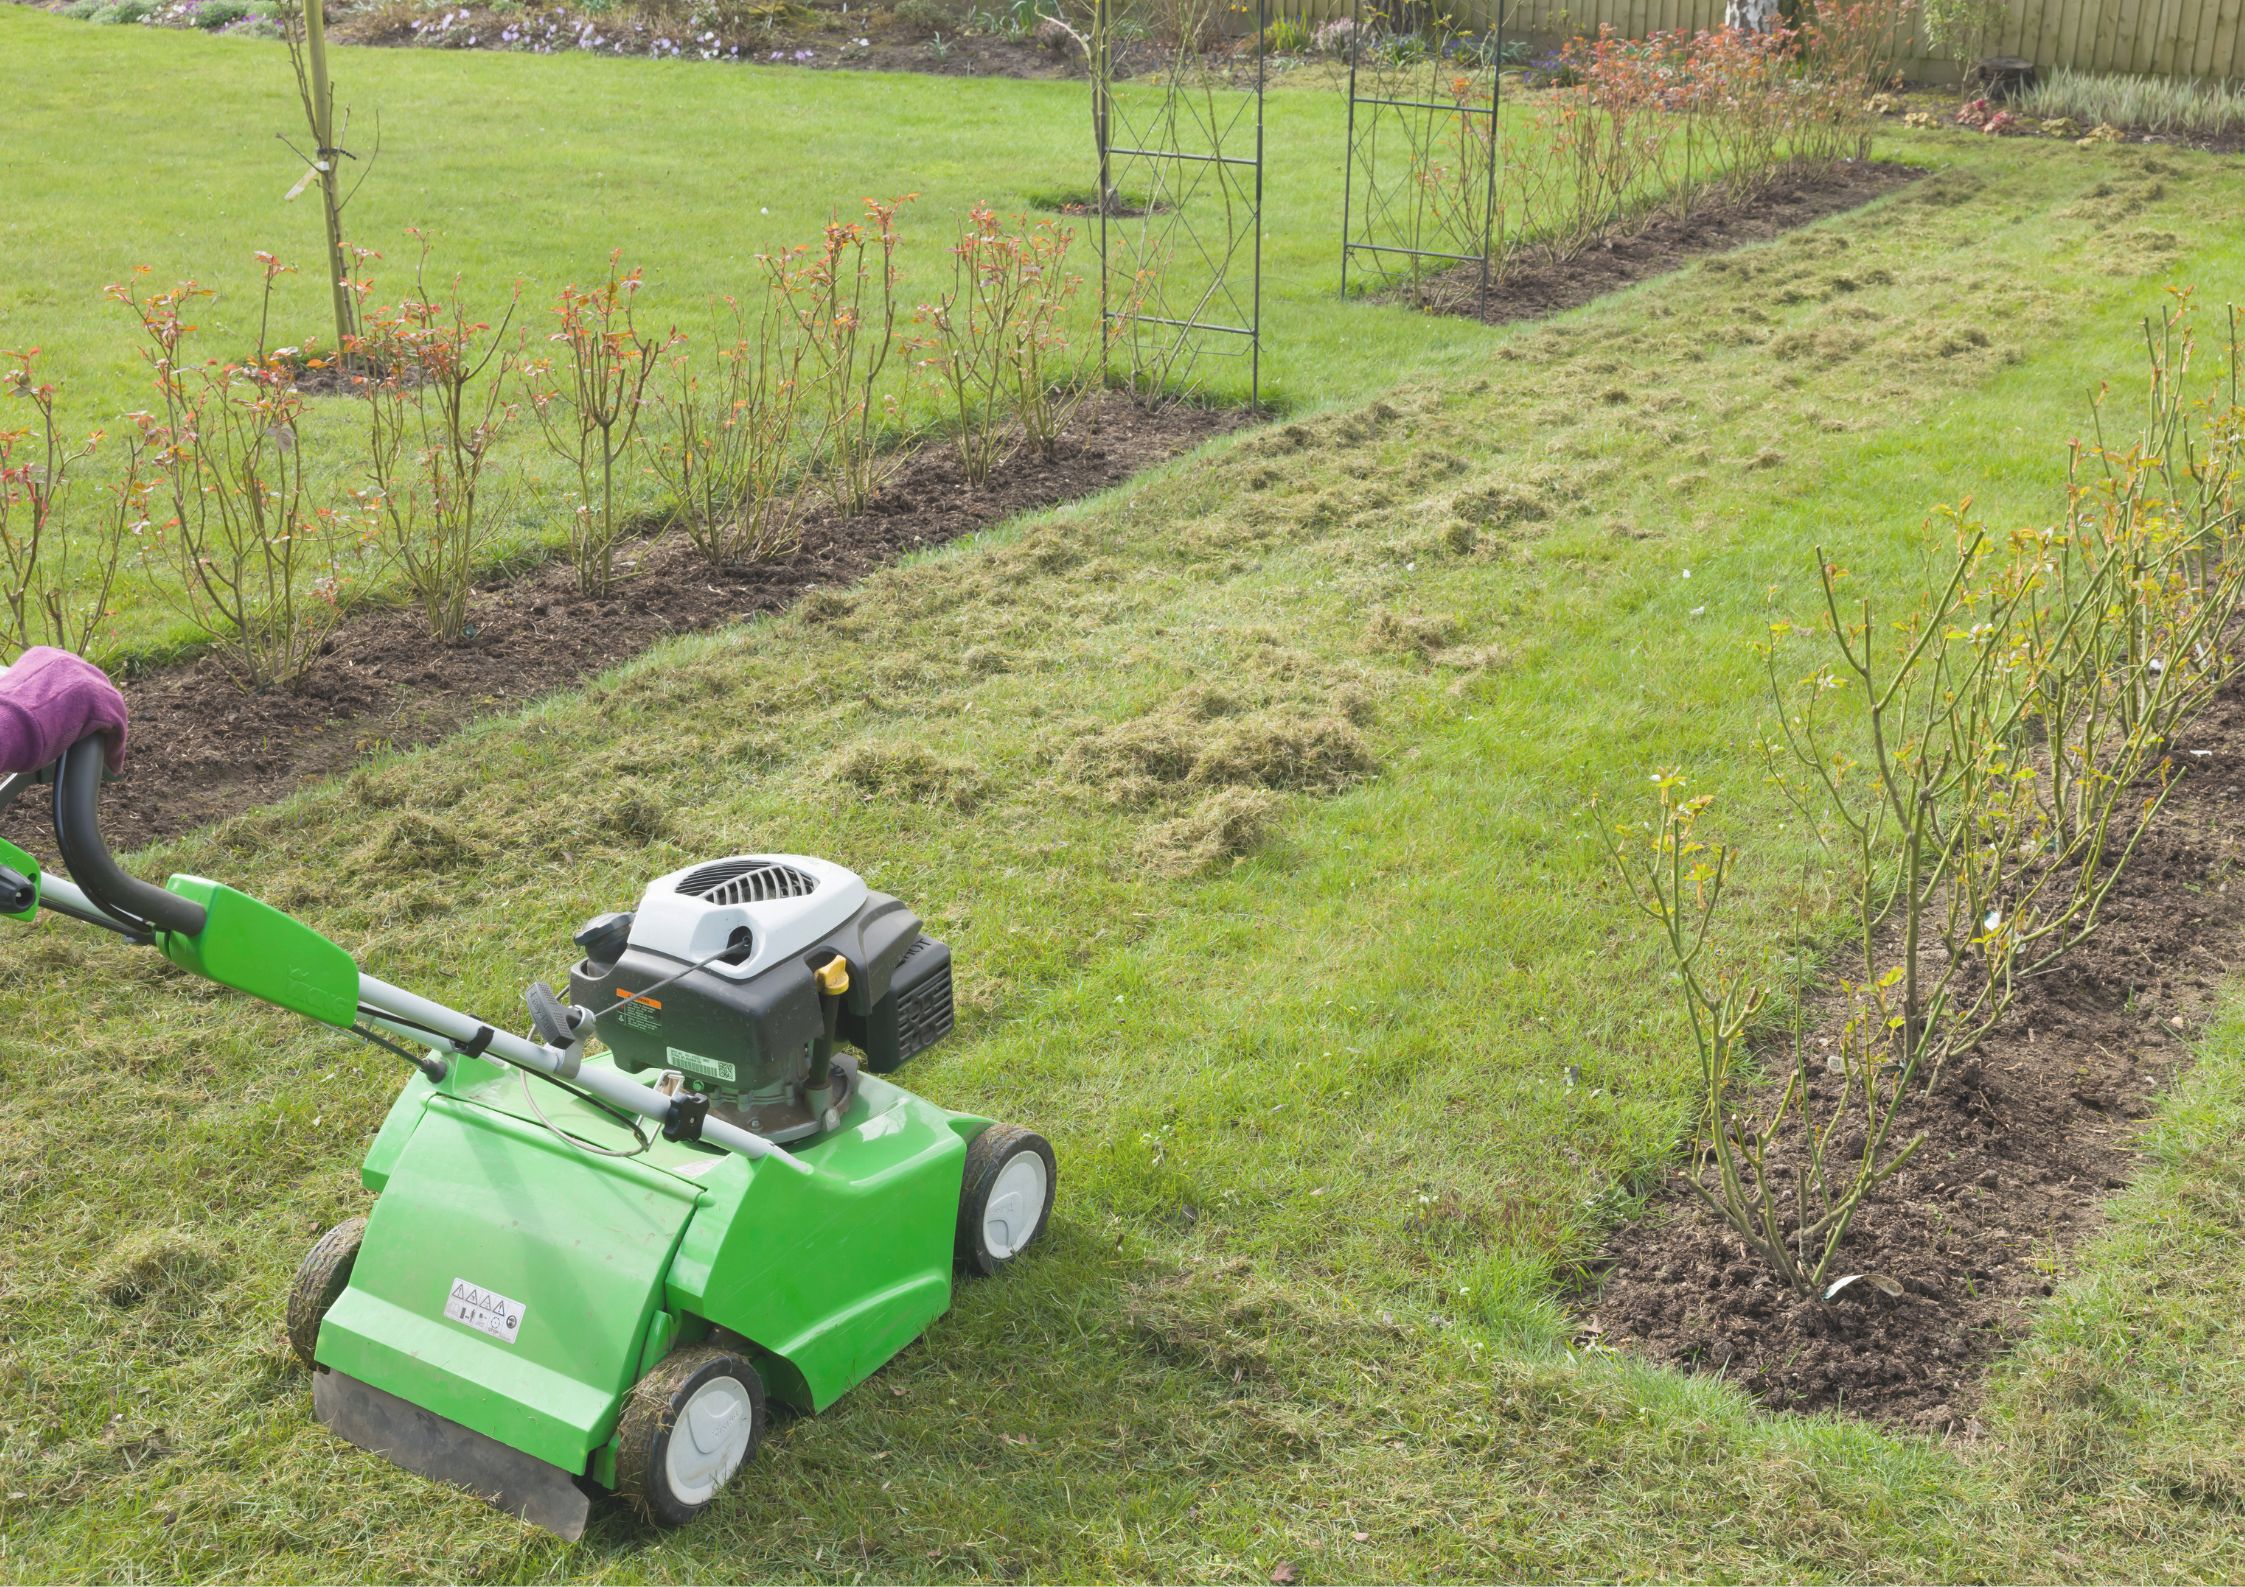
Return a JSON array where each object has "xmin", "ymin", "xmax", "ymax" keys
[
  {"xmin": 1063, "ymin": 689, "xmax": 1374, "ymax": 809},
  {"xmin": 1364, "ymin": 608, "xmax": 1465, "ymax": 659},
  {"xmin": 1135, "ymin": 787, "xmax": 1282, "ymax": 878},
  {"xmin": 351, "ymin": 810, "xmax": 491, "ymax": 877},
  {"xmin": 92, "ymin": 1230, "xmax": 229, "ymax": 1310},
  {"xmin": 832, "ymin": 740, "xmax": 990, "ymax": 810}
]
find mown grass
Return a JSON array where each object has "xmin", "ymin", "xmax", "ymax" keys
[{"xmin": 5, "ymin": 49, "xmax": 2245, "ymax": 1586}]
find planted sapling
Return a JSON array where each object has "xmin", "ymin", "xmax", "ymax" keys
[
  {"xmin": 650, "ymin": 290, "xmax": 809, "ymax": 571},
  {"xmin": 527, "ymin": 254, "xmax": 676, "ymax": 597},
  {"xmin": 356, "ymin": 235, "xmax": 520, "ymax": 643},
  {"xmin": 0, "ymin": 350, "xmax": 144, "ymax": 667}
]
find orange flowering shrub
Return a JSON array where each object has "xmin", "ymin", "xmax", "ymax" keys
[
  {"xmin": 115, "ymin": 257, "xmax": 382, "ymax": 688},
  {"xmin": 913, "ymin": 207, "xmax": 1089, "ymax": 485}
]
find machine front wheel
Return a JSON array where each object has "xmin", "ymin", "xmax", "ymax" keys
[
  {"xmin": 957, "ymin": 1124, "xmax": 1056, "ymax": 1277},
  {"xmin": 286, "ymin": 1215, "xmax": 366, "ymax": 1371},
  {"xmin": 615, "ymin": 1344, "xmax": 767, "ymax": 1527}
]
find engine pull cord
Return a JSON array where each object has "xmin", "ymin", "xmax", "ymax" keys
[
  {"xmin": 584, "ymin": 939, "xmax": 759, "ymax": 1032},
  {"xmin": 524, "ymin": 937, "xmax": 817, "ymax": 1158},
  {"xmin": 517, "ymin": 945, "xmax": 751, "ymax": 1159}
]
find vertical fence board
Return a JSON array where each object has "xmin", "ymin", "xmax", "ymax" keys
[
  {"xmin": 2149, "ymin": 0, "xmax": 2179, "ymax": 73},
  {"xmin": 2213, "ymin": 0, "xmax": 2244, "ymax": 81},
  {"xmin": 2056, "ymin": 0, "xmax": 2083, "ymax": 76},
  {"xmin": 2100, "ymin": 0, "xmax": 2133, "ymax": 69},
  {"xmin": 2053, "ymin": 0, "xmax": 2088, "ymax": 77},
  {"xmin": 2110, "ymin": 0, "xmax": 2146, "ymax": 72},
  {"xmin": 2073, "ymin": 0, "xmax": 2099, "ymax": 70},
  {"xmin": 2144, "ymin": 0, "xmax": 2172, "ymax": 73},
  {"xmin": 2027, "ymin": 0, "xmax": 2052, "ymax": 68},
  {"xmin": 2180, "ymin": 0, "xmax": 2206, "ymax": 72},
  {"xmin": 2011, "ymin": 0, "xmax": 2047, "ymax": 58},
  {"xmin": 1442, "ymin": 0, "xmax": 2236, "ymax": 77},
  {"xmin": 2031, "ymin": 0, "xmax": 2058, "ymax": 61},
  {"xmin": 2146, "ymin": 0, "xmax": 2182, "ymax": 74},
  {"xmin": 2091, "ymin": 0, "xmax": 2124, "ymax": 74}
]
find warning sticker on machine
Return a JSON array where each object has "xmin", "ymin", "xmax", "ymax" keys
[
  {"xmin": 667, "ymin": 1047, "xmax": 738, "ymax": 1085},
  {"xmin": 444, "ymin": 1279, "xmax": 527, "ymax": 1344}
]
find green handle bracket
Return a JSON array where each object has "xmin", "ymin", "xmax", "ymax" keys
[
  {"xmin": 159, "ymin": 875, "xmax": 360, "ymax": 1028},
  {"xmin": 1, "ymin": 836, "xmax": 40, "ymax": 924}
]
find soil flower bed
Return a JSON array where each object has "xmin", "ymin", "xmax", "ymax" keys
[{"xmin": 10, "ymin": 400, "xmax": 1231, "ymax": 857}]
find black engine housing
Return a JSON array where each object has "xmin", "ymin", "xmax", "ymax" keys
[{"xmin": 569, "ymin": 890, "xmax": 954, "ymax": 1101}]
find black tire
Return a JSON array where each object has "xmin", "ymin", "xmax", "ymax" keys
[
  {"xmin": 614, "ymin": 1344, "xmax": 767, "ymax": 1528},
  {"xmin": 287, "ymin": 1215, "xmax": 366, "ymax": 1371},
  {"xmin": 956, "ymin": 1124, "xmax": 1056, "ymax": 1277}
]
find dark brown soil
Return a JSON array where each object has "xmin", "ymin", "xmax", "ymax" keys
[
  {"xmin": 277, "ymin": 357, "xmax": 401, "ymax": 397},
  {"xmin": 1402, "ymin": 161, "xmax": 1923, "ymax": 326},
  {"xmin": 10, "ymin": 402, "xmax": 1229, "ymax": 860},
  {"xmin": 324, "ymin": 2, "xmax": 1184, "ymax": 82},
  {"xmin": 9, "ymin": 0, "xmax": 1212, "ymax": 79},
  {"xmin": 1591, "ymin": 681, "xmax": 2245, "ymax": 1433},
  {"xmin": 1052, "ymin": 195, "xmax": 1171, "ymax": 219}
]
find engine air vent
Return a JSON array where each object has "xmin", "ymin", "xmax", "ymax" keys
[{"xmin": 677, "ymin": 859, "xmax": 822, "ymax": 906}]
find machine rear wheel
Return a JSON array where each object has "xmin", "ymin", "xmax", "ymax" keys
[
  {"xmin": 957, "ymin": 1124, "xmax": 1056, "ymax": 1276},
  {"xmin": 615, "ymin": 1344, "xmax": 767, "ymax": 1527},
  {"xmin": 287, "ymin": 1215, "xmax": 366, "ymax": 1371}
]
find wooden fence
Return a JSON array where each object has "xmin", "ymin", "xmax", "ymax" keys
[{"xmin": 1281, "ymin": 0, "xmax": 2245, "ymax": 81}]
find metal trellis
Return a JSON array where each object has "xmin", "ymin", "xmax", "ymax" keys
[
  {"xmin": 1095, "ymin": 0, "xmax": 1265, "ymax": 411},
  {"xmin": 1339, "ymin": 0, "xmax": 1504, "ymax": 317}
]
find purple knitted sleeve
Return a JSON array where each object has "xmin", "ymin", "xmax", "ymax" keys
[{"xmin": 0, "ymin": 648, "xmax": 130, "ymax": 776}]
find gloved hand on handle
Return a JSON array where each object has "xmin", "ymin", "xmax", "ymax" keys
[{"xmin": 0, "ymin": 647, "xmax": 129, "ymax": 778}]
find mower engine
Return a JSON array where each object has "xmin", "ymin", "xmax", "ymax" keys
[{"xmin": 568, "ymin": 854, "xmax": 955, "ymax": 1143}]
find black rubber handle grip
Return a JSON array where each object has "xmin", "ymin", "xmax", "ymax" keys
[{"xmin": 53, "ymin": 738, "xmax": 207, "ymax": 937}]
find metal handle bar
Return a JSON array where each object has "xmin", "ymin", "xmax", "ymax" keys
[
  {"xmin": 355, "ymin": 973, "xmax": 814, "ymax": 1175},
  {"xmin": 53, "ymin": 739, "xmax": 207, "ymax": 937}
]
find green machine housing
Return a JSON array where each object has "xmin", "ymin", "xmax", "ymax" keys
[{"xmin": 318, "ymin": 1044, "xmax": 991, "ymax": 1504}]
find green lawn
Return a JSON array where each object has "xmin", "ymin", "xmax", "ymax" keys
[
  {"xmin": 2, "ymin": 6, "xmax": 1498, "ymax": 656},
  {"xmin": 8, "ymin": 16, "xmax": 2245, "ymax": 1583}
]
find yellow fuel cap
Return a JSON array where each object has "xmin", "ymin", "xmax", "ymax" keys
[{"xmin": 814, "ymin": 956, "xmax": 851, "ymax": 996}]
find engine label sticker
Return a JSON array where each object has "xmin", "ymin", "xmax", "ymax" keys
[
  {"xmin": 444, "ymin": 1279, "xmax": 527, "ymax": 1345},
  {"xmin": 615, "ymin": 990, "xmax": 663, "ymax": 1034},
  {"xmin": 667, "ymin": 1047, "xmax": 738, "ymax": 1085}
]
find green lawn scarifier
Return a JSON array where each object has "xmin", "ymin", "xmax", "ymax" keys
[{"xmin": 0, "ymin": 657, "xmax": 1057, "ymax": 1540}]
